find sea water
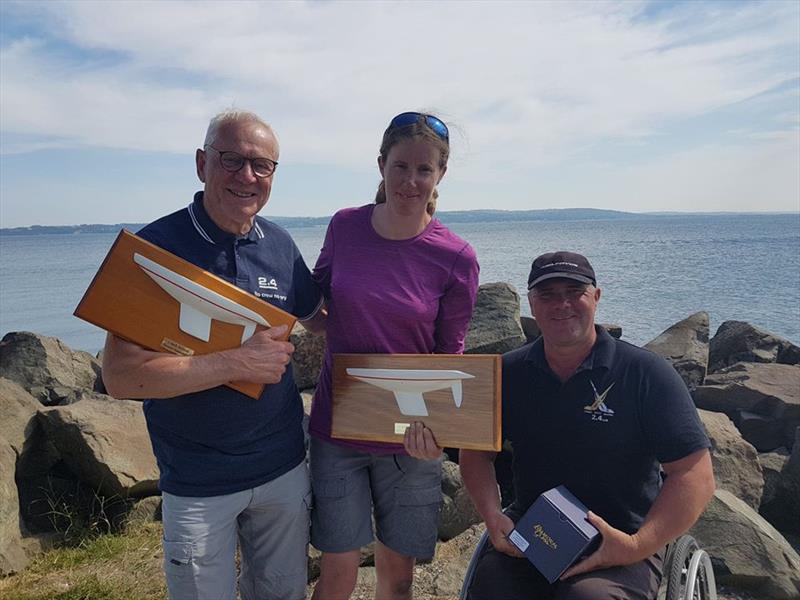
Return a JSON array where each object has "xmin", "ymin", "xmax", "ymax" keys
[{"xmin": 1, "ymin": 213, "xmax": 798, "ymax": 354}]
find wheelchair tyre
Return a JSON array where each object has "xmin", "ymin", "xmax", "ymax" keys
[{"xmin": 665, "ymin": 535, "xmax": 700, "ymax": 600}]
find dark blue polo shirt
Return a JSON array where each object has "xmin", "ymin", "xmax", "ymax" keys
[
  {"xmin": 137, "ymin": 192, "xmax": 323, "ymax": 497},
  {"xmin": 502, "ymin": 327, "xmax": 709, "ymax": 534}
]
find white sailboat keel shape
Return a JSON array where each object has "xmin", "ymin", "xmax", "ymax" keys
[
  {"xmin": 346, "ymin": 368, "xmax": 475, "ymax": 416},
  {"xmin": 133, "ymin": 253, "xmax": 270, "ymax": 343}
]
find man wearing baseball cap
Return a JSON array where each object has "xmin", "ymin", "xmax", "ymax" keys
[{"xmin": 460, "ymin": 251, "xmax": 714, "ymax": 599}]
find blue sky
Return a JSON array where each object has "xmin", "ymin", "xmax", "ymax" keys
[{"xmin": 1, "ymin": 0, "xmax": 798, "ymax": 227}]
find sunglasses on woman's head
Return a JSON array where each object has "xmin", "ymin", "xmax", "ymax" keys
[{"xmin": 387, "ymin": 112, "xmax": 449, "ymax": 141}]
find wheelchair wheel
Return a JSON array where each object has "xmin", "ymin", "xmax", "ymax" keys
[{"xmin": 665, "ymin": 535, "xmax": 716, "ymax": 600}]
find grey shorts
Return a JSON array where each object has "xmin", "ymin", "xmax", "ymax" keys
[
  {"xmin": 309, "ymin": 437, "xmax": 443, "ymax": 560},
  {"xmin": 161, "ymin": 461, "xmax": 311, "ymax": 600}
]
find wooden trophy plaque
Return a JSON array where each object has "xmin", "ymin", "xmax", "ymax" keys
[
  {"xmin": 331, "ymin": 354, "xmax": 501, "ymax": 451},
  {"xmin": 74, "ymin": 230, "xmax": 297, "ymax": 399}
]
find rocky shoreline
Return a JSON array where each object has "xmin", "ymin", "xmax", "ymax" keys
[{"xmin": 1, "ymin": 282, "xmax": 798, "ymax": 598}]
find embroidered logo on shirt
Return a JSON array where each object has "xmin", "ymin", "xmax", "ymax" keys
[
  {"xmin": 584, "ymin": 381, "xmax": 615, "ymax": 422},
  {"xmin": 258, "ymin": 277, "xmax": 278, "ymax": 290},
  {"xmin": 255, "ymin": 276, "xmax": 287, "ymax": 302}
]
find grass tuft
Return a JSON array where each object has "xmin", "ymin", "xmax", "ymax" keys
[{"xmin": 0, "ymin": 522, "xmax": 167, "ymax": 600}]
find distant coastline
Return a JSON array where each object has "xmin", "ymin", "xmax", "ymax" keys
[{"xmin": 1, "ymin": 208, "xmax": 796, "ymax": 235}]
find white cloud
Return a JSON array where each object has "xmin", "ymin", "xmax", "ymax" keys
[
  {"xmin": 0, "ymin": 0, "xmax": 798, "ymax": 217},
  {"xmin": 548, "ymin": 134, "xmax": 800, "ymax": 213}
]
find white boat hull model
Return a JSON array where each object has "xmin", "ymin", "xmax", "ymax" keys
[
  {"xmin": 346, "ymin": 368, "xmax": 475, "ymax": 416},
  {"xmin": 133, "ymin": 253, "xmax": 270, "ymax": 343}
]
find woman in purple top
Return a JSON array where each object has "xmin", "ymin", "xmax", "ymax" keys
[{"xmin": 309, "ymin": 112, "xmax": 480, "ymax": 600}]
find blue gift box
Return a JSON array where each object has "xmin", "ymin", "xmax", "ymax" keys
[{"xmin": 508, "ymin": 485, "xmax": 600, "ymax": 583}]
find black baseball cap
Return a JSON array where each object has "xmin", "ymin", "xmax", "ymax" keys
[{"xmin": 527, "ymin": 251, "xmax": 597, "ymax": 290}]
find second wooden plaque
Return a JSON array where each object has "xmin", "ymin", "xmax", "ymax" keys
[{"xmin": 332, "ymin": 354, "xmax": 501, "ymax": 451}]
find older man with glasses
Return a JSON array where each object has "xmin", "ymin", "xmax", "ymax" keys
[
  {"xmin": 102, "ymin": 109, "xmax": 324, "ymax": 600},
  {"xmin": 460, "ymin": 251, "xmax": 715, "ymax": 600}
]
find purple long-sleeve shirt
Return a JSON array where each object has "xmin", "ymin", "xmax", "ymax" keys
[{"xmin": 309, "ymin": 204, "xmax": 480, "ymax": 453}]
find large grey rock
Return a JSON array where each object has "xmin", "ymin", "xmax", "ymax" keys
[
  {"xmin": 290, "ymin": 323, "xmax": 325, "ymax": 391},
  {"xmin": 465, "ymin": 283, "xmax": 526, "ymax": 354},
  {"xmin": 438, "ymin": 461, "xmax": 481, "ymax": 540},
  {"xmin": 691, "ymin": 489, "xmax": 800, "ymax": 599},
  {"xmin": 124, "ymin": 496, "xmax": 162, "ymax": 527},
  {"xmin": 0, "ymin": 332, "xmax": 103, "ymax": 405},
  {"xmin": 38, "ymin": 394, "xmax": 159, "ymax": 499},
  {"xmin": 760, "ymin": 450, "xmax": 790, "ymax": 511},
  {"xmin": 0, "ymin": 439, "xmax": 27, "ymax": 575},
  {"xmin": 0, "ymin": 378, "xmax": 40, "ymax": 456},
  {"xmin": 0, "ymin": 378, "xmax": 60, "ymax": 482},
  {"xmin": 645, "ymin": 312, "xmax": 709, "ymax": 391},
  {"xmin": 693, "ymin": 362, "xmax": 800, "ymax": 451},
  {"xmin": 737, "ymin": 411, "xmax": 791, "ymax": 455},
  {"xmin": 709, "ymin": 321, "xmax": 800, "ymax": 373},
  {"xmin": 0, "ymin": 381, "xmax": 58, "ymax": 565},
  {"xmin": 699, "ymin": 409, "xmax": 763, "ymax": 510},
  {"xmin": 760, "ymin": 428, "xmax": 800, "ymax": 534}
]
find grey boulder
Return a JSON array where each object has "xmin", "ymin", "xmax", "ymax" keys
[
  {"xmin": 465, "ymin": 283, "xmax": 526, "ymax": 354},
  {"xmin": 0, "ymin": 378, "xmax": 41, "ymax": 459},
  {"xmin": 698, "ymin": 409, "xmax": 763, "ymax": 510},
  {"xmin": 438, "ymin": 461, "xmax": 482, "ymax": 541},
  {"xmin": 759, "ymin": 428, "xmax": 800, "ymax": 534},
  {"xmin": 691, "ymin": 489, "xmax": 800, "ymax": 599},
  {"xmin": 0, "ymin": 440, "xmax": 27, "ymax": 575},
  {"xmin": 644, "ymin": 311, "xmax": 709, "ymax": 390},
  {"xmin": 0, "ymin": 331, "xmax": 103, "ymax": 405},
  {"xmin": 38, "ymin": 394, "xmax": 159, "ymax": 499},
  {"xmin": 709, "ymin": 321, "xmax": 800, "ymax": 373},
  {"xmin": 693, "ymin": 362, "xmax": 800, "ymax": 452}
]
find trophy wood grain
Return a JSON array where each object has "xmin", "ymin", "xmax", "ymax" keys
[
  {"xmin": 331, "ymin": 354, "xmax": 501, "ymax": 451},
  {"xmin": 74, "ymin": 230, "xmax": 297, "ymax": 399}
]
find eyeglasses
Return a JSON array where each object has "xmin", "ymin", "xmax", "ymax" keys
[
  {"xmin": 204, "ymin": 145, "xmax": 278, "ymax": 178},
  {"xmin": 387, "ymin": 112, "xmax": 449, "ymax": 141},
  {"xmin": 531, "ymin": 286, "xmax": 591, "ymax": 303}
]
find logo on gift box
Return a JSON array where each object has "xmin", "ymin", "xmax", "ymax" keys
[
  {"xmin": 533, "ymin": 524, "xmax": 558, "ymax": 550},
  {"xmin": 584, "ymin": 381, "xmax": 615, "ymax": 422}
]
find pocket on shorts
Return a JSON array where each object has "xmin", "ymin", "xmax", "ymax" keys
[
  {"xmin": 162, "ymin": 539, "xmax": 194, "ymax": 579},
  {"xmin": 393, "ymin": 484, "xmax": 443, "ymax": 557},
  {"xmin": 395, "ymin": 485, "xmax": 443, "ymax": 528},
  {"xmin": 311, "ymin": 476, "xmax": 353, "ymax": 542},
  {"xmin": 314, "ymin": 475, "xmax": 346, "ymax": 499}
]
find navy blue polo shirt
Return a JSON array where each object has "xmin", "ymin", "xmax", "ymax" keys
[
  {"xmin": 502, "ymin": 327, "xmax": 709, "ymax": 534},
  {"xmin": 137, "ymin": 192, "xmax": 323, "ymax": 497}
]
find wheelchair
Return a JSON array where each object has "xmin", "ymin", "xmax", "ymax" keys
[{"xmin": 458, "ymin": 530, "xmax": 716, "ymax": 600}]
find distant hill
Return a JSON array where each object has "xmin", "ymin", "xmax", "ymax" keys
[
  {"xmin": 434, "ymin": 208, "xmax": 637, "ymax": 223},
  {"xmin": 3, "ymin": 208, "xmax": 791, "ymax": 235},
  {"xmin": 0, "ymin": 208, "xmax": 644, "ymax": 235}
]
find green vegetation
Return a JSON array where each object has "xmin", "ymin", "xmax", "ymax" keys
[{"xmin": 0, "ymin": 523, "xmax": 167, "ymax": 600}]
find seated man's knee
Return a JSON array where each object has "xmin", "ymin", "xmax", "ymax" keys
[
  {"xmin": 468, "ymin": 548, "xmax": 541, "ymax": 600},
  {"xmin": 554, "ymin": 577, "xmax": 601, "ymax": 600},
  {"xmin": 555, "ymin": 558, "xmax": 662, "ymax": 600}
]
